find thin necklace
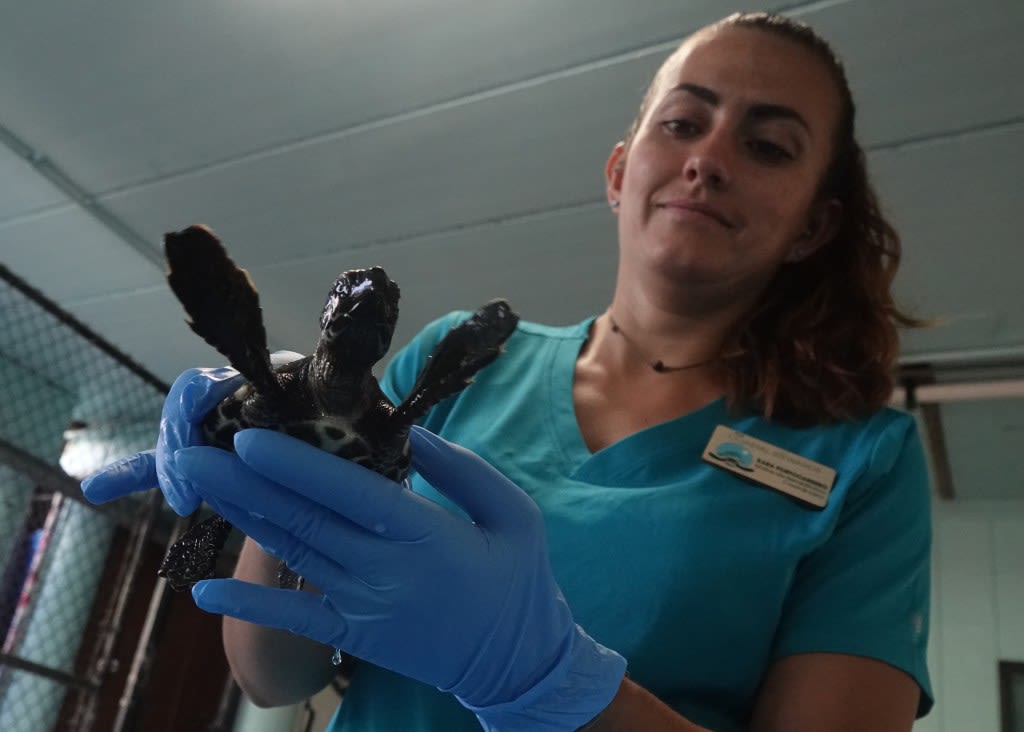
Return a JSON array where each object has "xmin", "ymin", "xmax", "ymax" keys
[{"xmin": 606, "ymin": 312, "xmax": 719, "ymax": 374}]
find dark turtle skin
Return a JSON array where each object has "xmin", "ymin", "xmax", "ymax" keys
[{"xmin": 157, "ymin": 224, "xmax": 519, "ymax": 592}]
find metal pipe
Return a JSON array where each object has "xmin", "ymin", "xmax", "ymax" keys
[
  {"xmin": 71, "ymin": 491, "xmax": 163, "ymax": 732},
  {"xmin": 110, "ymin": 513, "xmax": 194, "ymax": 732},
  {"xmin": 0, "ymin": 436, "xmax": 140, "ymax": 530},
  {"xmin": 891, "ymin": 378, "xmax": 1024, "ymax": 405},
  {"xmin": 1, "ymin": 494, "xmax": 64, "ymax": 659},
  {"xmin": 900, "ymin": 344, "xmax": 1024, "ymax": 367},
  {"xmin": 918, "ymin": 404, "xmax": 956, "ymax": 501},
  {"xmin": 209, "ymin": 672, "xmax": 242, "ymax": 732},
  {"xmin": 0, "ymin": 125, "xmax": 164, "ymax": 270},
  {"xmin": 0, "ymin": 652, "xmax": 97, "ymax": 692}
]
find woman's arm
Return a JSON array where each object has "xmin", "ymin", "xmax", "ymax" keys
[
  {"xmin": 749, "ymin": 652, "xmax": 919, "ymax": 732},
  {"xmin": 221, "ymin": 538, "xmax": 338, "ymax": 707},
  {"xmin": 580, "ymin": 677, "xmax": 712, "ymax": 731},
  {"xmin": 583, "ymin": 652, "xmax": 918, "ymax": 732}
]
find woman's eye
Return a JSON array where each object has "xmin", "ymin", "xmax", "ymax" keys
[
  {"xmin": 748, "ymin": 139, "xmax": 794, "ymax": 164},
  {"xmin": 662, "ymin": 119, "xmax": 700, "ymax": 138}
]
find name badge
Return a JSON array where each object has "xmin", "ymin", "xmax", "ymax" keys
[{"xmin": 702, "ymin": 425, "xmax": 836, "ymax": 509}]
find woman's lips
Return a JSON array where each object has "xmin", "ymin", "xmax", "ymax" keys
[{"xmin": 657, "ymin": 200, "xmax": 734, "ymax": 228}]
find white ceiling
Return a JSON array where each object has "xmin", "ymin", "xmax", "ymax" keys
[{"xmin": 1, "ymin": 0, "xmax": 1021, "ymax": 498}]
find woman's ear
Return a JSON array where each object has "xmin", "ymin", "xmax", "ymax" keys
[
  {"xmin": 787, "ymin": 197, "xmax": 842, "ymax": 261},
  {"xmin": 605, "ymin": 142, "xmax": 627, "ymax": 209}
]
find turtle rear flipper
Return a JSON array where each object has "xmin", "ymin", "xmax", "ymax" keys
[
  {"xmin": 393, "ymin": 299, "xmax": 518, "ymax": 425},
  {"xmin": 158, "ymin": 514, "xmax": 234, "ymax": 591},
  {"xmin": 164, "ymin": 225, "xmax": 282, "ymax": 397},
  {"xmin": 277, "ymin": 562, "xmax": 304, "ymax": 590}
]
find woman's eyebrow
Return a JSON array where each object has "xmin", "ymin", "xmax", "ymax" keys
[
  {"xmin": 747, "ymin": 103, "xmax": 810, "ymax": 134},
  {"xmin": 670, "ymin": 82, "xmax": 720, "ymax": 105},
  {"xmin": 669, "ymin": 82, "xmax": 811, "ymax": 134}
]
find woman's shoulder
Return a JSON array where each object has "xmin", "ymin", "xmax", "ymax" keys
[
  {"xmin": 749, "ymin": 406, "xmax": 916, "ymax": 448},
  {"xmin": 730, "ymin": 406, "xmax": 923, "ymax": 491}
]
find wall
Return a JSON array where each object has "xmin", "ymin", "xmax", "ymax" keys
[{"xmin": 916, "ymin": 499, "xmax": 1024, "ymax": 731}]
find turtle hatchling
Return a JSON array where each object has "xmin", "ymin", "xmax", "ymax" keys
[{"xmin": 158, "ymin": 224, "xmax": 519, "ymax": 592}]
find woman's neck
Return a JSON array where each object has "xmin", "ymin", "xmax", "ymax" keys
[
  {"xmin": 593, "ymin": 291, "xmax": 744, "ymax": 377},
  {"xmin": 573, "ymin": 313, "xmax": 728, "ymax": 452}
]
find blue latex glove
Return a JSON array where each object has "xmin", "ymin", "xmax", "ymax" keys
[
  {"xmin": 81, "ymin": 353, "xmax": 302, "ymax": 514},
  {"xmin": 81, "ymin": 366, "xmax": 245, "ymax": 514},
  {"xmin": 176, "ymin": 426, "xmax": 627, "ymax": 731}
]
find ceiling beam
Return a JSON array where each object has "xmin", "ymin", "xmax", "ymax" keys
[{"xmin": 0, "ymin": 120, "xmax": 163, "ymax": 268}]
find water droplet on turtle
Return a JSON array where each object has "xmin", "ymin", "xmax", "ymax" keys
[{"xmin": 331, "ymin": 648, "xmax": 345, "ymax": 667}]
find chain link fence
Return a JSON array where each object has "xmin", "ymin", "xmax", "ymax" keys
[{"xmin": 0, "ymin": 262, "xmax": 169, "ymax": 731}]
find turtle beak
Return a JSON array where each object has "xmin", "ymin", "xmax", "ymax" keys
[{"xmin": 347, "ymin": 268, "xmax": 399, "ymax": 323}]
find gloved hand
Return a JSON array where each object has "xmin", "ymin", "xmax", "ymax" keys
[
  {"xmin": 176, "ymin": 426, "xmax": 627, "ymax": 731},
  {"xmin": 81, "ymin": 353, "xmax": 302, "ymax": 515}
]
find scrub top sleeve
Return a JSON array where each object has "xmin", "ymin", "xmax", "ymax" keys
[{"xmin": 770, "ymin": 418, "xmax": 934, "ymax": 715}]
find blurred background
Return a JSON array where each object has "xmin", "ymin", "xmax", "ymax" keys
[{"xmin": 0, "ymin": 1, "xmax": 1021, "ymax": 730}]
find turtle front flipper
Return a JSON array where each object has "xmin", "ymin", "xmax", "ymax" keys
[
  {"xmin": 164, "ymin": 225, "xmax": 282, "ymax": 398},
  {"xmin": 393, "ymin": 299, "xmax": 519, "ymax": 425},
  {"xmin": 159, "ymin": 514, "xmax": 234, "ymax": 591}
]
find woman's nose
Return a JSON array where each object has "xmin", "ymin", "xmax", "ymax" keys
[
  {"xmin": 683, "ymin": 154, "xmax": 730, "ymax": 190},
  {"xmin": 683, "ymin": 134, "xmax": 731, "ymax": 190}
]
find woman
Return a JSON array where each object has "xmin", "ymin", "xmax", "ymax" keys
[{"xmin": 84, "ymin": 12, "xmax": 933, "ymax": 731}]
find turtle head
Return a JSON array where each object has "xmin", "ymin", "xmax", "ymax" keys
[{"xmin": 317, "ymin": 266, "xmax": 400, "ymax": 368}]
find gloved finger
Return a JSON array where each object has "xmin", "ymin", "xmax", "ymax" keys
[
  {"xmin": 168, "ymin": 356, "xmax": 300, "ymax": 426},
  {"xmin": 192, "ymin": 579, "xmax": 346, "ymax": 648},
  {"xmin": 233, "ymin": 429, "xmax": 451, "ymax": 541},
  {"xmin": 154, "ymin": 453, "xmax": 200, "ymax": 517},
  {"xmin": 156, "ymin": 367, "xmax": 248, "ymax": 515},
  {"xmin": 81, "ymin": 450, "xmax": 157, "ymax": 504},
  {"xmin": 199, "ymin": 496, "xmax": 377, "ymax": 598},
  {"xmin": 409, "ymin": 425, "xmax": 542, "ymax": 535},
  {"xmin": 178, "ymin": 447, "xmax": 400, "ymax": 580},
  {"xmin": 168, "ymin": 366, "xmax": 246, "ymax": 424}
]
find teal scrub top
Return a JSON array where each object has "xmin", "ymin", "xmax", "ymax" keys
[{"xmin": 327, "ymin": 314, "xmax": 933, "ymax": 732}]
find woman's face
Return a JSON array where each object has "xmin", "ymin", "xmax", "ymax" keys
[{"xmin": 608, "ymin": 26, "xmax": 842, "ymax": 303}]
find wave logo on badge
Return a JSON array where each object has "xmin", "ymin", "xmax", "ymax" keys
[{"xmin": 709, "ymin": 441, "xmax": 755, "ymax": 471}]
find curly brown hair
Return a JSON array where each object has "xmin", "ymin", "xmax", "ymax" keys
[{"xmin": 622, "ymin": 12, "xmax": 923, "ymax": 425}]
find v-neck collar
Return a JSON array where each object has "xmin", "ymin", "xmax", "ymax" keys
[{"xmin": 544, "ymin": 317, "xmax": 728, "ymax": 486}]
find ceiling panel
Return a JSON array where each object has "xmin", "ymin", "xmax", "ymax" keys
[
  {"xmin": 87, "ymin": 0, "xmax": 1023, "ymax": 274},
  {"xmin": 811, "ymin": 0, "xmax": 1024, "ymax": 147},
  {"xmin": 0, "ymin": 208, "xmax": 165, "ymax": 303},
  {"xmin": 0, "ymin": 0, "xmax": 774, "ymax": 193},
  {"xmin": 0, "ymin": 145, "xmax": 69, "ymax": 223},
  {"xmin": 98, "ymin": 59, "xmax": 647, "ymax": 268},
  {"xmin": 878, "ymin": 123, "xmax": 1024, "ymax": 356},
  {"xmin": 3, "ymin": 0, "xmax": 1017, "ymax": 202}
]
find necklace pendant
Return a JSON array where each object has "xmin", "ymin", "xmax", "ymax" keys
[{"xmin": 607, "ymin": 312, "xmax": 716, "ymax": 374}]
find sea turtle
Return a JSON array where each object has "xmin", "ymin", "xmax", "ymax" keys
[{"xmin": 157, "ymin": 224, "xmax": 519, "ymax": 593}]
